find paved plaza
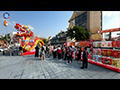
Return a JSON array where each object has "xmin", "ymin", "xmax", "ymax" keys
[{"xmin": 0, "ymin": 52, "xmax": 120, "ymax": 79}]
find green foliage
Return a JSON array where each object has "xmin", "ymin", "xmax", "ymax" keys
[
  {"xmin": 66, "ymin": 26, "xmax": 90, "ymax": 41},
  {"xmin": 41, "ymin": 37, "xmax": 48, "ymax": 43},
  {"xmin": 56, "ymin": 31, "xmax": 64, "ymax": 36},
  {"xmin": 0, "ymin": 34, "xmax": 10, "ymax": 40}
]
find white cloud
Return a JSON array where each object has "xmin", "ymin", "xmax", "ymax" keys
[
  {"xmin": 0, "ymin": 18, "xmax": 4, "ymax": 21},
  {"xmin": 7, "ymin": 21, "xmax": 13, "ymax": 26},
  {"xmin": 5, "ymin": 20, "xmax": 16, "ymax": 27},
  {"xmin": 29, "ymin": 25, "xmax": 34, "ymax": 30},
  {"xmin": 12, "ymin": 21, "xmax": 16, "ymax": 25},
  {"xmin": 103, "ymin": 11, "xmax": 120, "ymax": 17}
]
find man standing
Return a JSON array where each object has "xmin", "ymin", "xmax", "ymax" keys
[
  {"xmin": 19, "ymin": 46, "xmax": 24, "ymax": 56},
  {"xmin": 35, "ymin": 45, "xmax": 39, "ymax": 57},
  {"xmin": 81, "ymin": 47, "xmax": 88, "ymax": 69},
  {"xmin": 77, "ymin": 47, "xmax": 81, "ymax": 61}
]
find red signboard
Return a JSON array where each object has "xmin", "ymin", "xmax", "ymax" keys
[
  {"xmin": 79, "ymin": 41, "xmax": 84, "ymax": 46},
  {"xmin": 78, "ymin": 41, "xmax": 90, "ymax": 47},
  {"xmin": 97, "ymin": 28, "xmax": 120, "ymax": 33},
  {"xmin": 69, "ymin": 42, "xmax": 75, "ymax": 46},
  {"xmin": 112, "ymin": 41, "xmax": 116, "ymax": 48},
  {"xmin": 112, "ymin": 50, "xmax": 120, "ymax": 58},
  {"xmin": 116, "ymin": 41, "xmax": 120, "ymax": 48},
  {"xmin": 84, "ymin": 41, "xmax": 90, "ymax": 47}
]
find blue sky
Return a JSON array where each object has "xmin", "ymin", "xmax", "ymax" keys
[
  {"xmin": 0, "ymin": 11, "xmax": 120, "ymax": 39},
  {"xmin": 0, "ymin": 11, "xmax": 73, "ymax": 39},
  {"xmin": 102, "ymin": 11, "xmax": 120, "ymax": 38}
]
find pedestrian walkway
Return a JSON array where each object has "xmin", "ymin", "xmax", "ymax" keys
[{"xmin": 0, "ymin": 52, "xmax": 120, "ymax": 79}]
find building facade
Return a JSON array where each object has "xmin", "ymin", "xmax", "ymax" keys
[
  {"xmin": 51, "ymin": 31, "xmax": 67, "ymax": 45},
  {"xmin": 75, "ymin": 11, "xmax": 87, "ymax": 30},
  {"xmin": 67, "ymin": 11, "xmax": 103, "ymax": 40}
]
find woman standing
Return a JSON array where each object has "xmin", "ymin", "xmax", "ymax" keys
[
  {"xmin": 41, "ymin": 46, "xmax": 46, "ymax": 61},
  {"xmin": 52, "ymin": 46, "xmax": 57, "ymax": 58}
]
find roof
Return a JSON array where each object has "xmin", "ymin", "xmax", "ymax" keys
[
  {"xmin": 67, "ymin": 22, "xmax": 75, "ymax": 30},
  {"xmin": 68, "ymin": 11, "xmax": 77, "ymax": 22}
]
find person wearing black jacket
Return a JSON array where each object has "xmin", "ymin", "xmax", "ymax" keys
[
  {"xmin": 77, "ymin": 47, "xmax": 81, "ymax": 61},
  {"xmin": 81, "ymin": 47, "xmax": 88, "ymax": 69},
  {"xmin": 35, "ymin": 45, "xmax": 39, "ymax": 57},
  {"xmin": 64, "ymin": 47, "xmax": 68, "ymax": 60}
]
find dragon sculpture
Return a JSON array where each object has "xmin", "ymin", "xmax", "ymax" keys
[{"xmin": 14, "ymin": 23, "xmax": 44, "ymax": 52}]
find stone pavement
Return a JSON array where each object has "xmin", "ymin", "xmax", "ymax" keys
[{"xmin": 0, "ymin": 52, "xmax": 120, "ymax": 79}]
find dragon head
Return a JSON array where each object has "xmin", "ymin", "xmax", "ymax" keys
[{"xmin": 14, "ymin": 23, "xmax": 34, "ymax": 37}]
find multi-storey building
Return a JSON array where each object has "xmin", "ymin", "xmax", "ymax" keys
[
  {"xmin": 67, "ymin": 11, "xmax": 103, "ymax": 40},
  {"xmin": 51, "ymin": 31, "xmax": 67, "ymax": 45}
]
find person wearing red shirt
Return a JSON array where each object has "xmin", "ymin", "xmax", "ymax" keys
[{"xmin": 57, "ymin": 47, "xmax": 62, "ymax": 60}]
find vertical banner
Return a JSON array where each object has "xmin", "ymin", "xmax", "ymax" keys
[
  {"xmin": 67, "ymin": 42, "xmax": 70, "ymax": 46},
  {"xmin": 90, "ymin": 40, "xmax": 93, "ymax": 59},
  {"xmin": 116, "ymin": 41, "xmax": 120, "ymax": 48},
  {"xmin": 112, "ymin": 41, "xmax": 116, "ymax": 48}
]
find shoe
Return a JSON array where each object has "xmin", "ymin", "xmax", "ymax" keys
[
  {"xmin": 81, "ymin": 67, "xmax": 84, "ymax": 69},
  {"xmin": 66, "ymin": 62, "xmax": 69, "ymax": 64},
  {"xmin": 59, "ymin": 59, "xmax": 62, "ymax": 61},
  {"xmin": 85, "ymin": 67, "xmax": 88, "ymax": 68}
]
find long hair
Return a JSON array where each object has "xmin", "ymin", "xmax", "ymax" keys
[{"xmin": 42, "ymin": 46, "xmax": 44, "ymax": 51}]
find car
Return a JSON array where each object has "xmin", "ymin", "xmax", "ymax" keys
[
  {"xmin": 0, "ymin": 47, "xmax": 4, "ymax": 52},
  {"xmin": 3, "ymin": 47, "xmax": 9, "ymax": 55},
  {"xmin": 13, "ymin": 47, "xmax": 19, "ymax": 55},
  {"xmin": 3, "ymin": 47, "xmax": 14, "ymax": 56}
]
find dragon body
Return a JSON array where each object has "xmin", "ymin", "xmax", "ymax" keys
[{"xmin": 14, "ymin": 23, "xmax": 44, "ymax": 52}]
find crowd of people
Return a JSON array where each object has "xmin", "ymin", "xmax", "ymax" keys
[{"xmin": 35, "ymin": 44, "xmax": 89, "ymax": 69}]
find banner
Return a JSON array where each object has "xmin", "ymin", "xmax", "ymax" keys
[
  {"xmin": 79, "ymin": 41, "xmax": 84, "ymax": 46},
  {"xmin": 101, "ymin": 49, "xmax": 112, "ymax": 56},
  {"xmin": 69, "ymin": 42, "xmax": 75, "ymax": 46},
  {"xmin": 101, "ymin": 41, "xmax": 112, "ymax": 47},
  {"xmin": 97, "ymin": 28, "xmax": 120, "ymax": 33},
  {"xmin": 67, "ymin": 42, "xmax": 70, "ymax": 46},
  {"xmin": 65, "ymin": 42, "xmax": 67, "ymax": 46},
  {"xmin": 75, "ymin": 42, "xmax": 79, "ymax": 46},
  {"xmin": 93, "ymin": 48, "xmax": 101, "ymax": 55},
  {"xmin": 78, "ymin": 41, "xmax": 90, "ymax": 47},
  {"xmin": 112, "ymin": 41, "xmax": 116, "ymax": 48},
  {"xmin": 112, "ymin": 50, "xmax": 120, "ymax": 58},
  {"xmin": 84, "ymin": 41, "xmax": 90, "ymax": 47},
  {"xmin": 93, "ymin": 41, "xmax": 101, "ymax": 47},
  {"xmin": 116, "ymin": 41, "xmax": 120, "ymax": 48}
]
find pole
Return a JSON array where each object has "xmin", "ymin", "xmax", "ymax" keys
[
  {"xmin": 6, "ymin": 26, "xmax": 8, "ymax": 45},
  {"xmin": 109, "ymin": 32, "xmax": 111, "ymax": 40}
]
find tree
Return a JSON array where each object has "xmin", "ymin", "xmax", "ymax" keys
[
  {"xmin": 41, "ymin": 37, "xmax": 48, "ymax": 43},
  {"xmin": 66, "ymin": 26, "xmax": 90, "ymax": 41}
]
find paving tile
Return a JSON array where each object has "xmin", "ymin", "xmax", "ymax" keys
[{"xmin": 0, "ymin": 52, "xmax": 120, "ymax": 79}]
